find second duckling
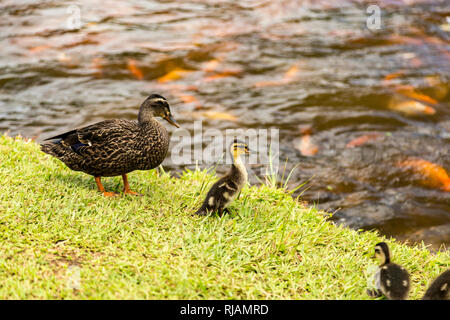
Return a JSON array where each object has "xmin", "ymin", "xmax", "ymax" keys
[
  {"xmin": 367, "ymin": 242, "xmax": 411, "ymax": 300},
  {"xmin": 194, "ymin": 140, "xmax": 249, "ymax": 216},
  {"xmin": 422, "ymin": 269, "xmax": 450, "ymax": 300}
]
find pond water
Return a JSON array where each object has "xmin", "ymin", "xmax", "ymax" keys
[{"xmin": 1, "ymin": 0, "xmax": 449, "ymax": 250}]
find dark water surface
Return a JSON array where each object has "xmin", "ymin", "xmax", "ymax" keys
[{"xmin": 1, "ymin": 0, "xmax": 449, "ymax": 250}]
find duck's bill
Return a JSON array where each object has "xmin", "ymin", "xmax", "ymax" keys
[{"xmin": 165, "ymin": 114, "xmax": 180, "ymax": 128}]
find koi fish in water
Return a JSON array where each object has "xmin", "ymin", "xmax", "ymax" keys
[
  {"xmin": 157, "ymin": 67, "xmax": 192, "ymax": 83},
  {"xmin": 127, "ymin": 59, "xmax": 144, "ymax": 80},
  {"xmin": 254, "ymin": 63, "xmax": 301, "ymax": 87},
  {"xmin": 398, "ymin": 158, "xmax": 450, "ymax": 192},
  {"xmin": 294, "ymin": 127, "xmax": 319, "ymax": 156},
  {"xmin": 346, "ymin": 133, "xmax": 381, "ymax": 148},
  {"xmin": 388, "ymin": 99, "xmax": 436, "ymax": 116}
]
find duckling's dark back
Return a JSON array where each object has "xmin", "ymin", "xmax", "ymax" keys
[{"xmin": 422, "ymin": 269, "xmax": 450, "ymax": 300}]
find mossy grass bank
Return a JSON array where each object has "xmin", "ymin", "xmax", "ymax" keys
[{"xmin": 0, "ymin": 134, "xmax": 448, "ymax": 299}]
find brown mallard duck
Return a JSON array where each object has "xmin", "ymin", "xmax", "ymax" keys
[{"xmin": 41, "ymin": 94, "xmax": 179, "ymax": 197}]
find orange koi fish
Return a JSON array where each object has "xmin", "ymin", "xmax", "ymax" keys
[
  {"xmin": 346, "ymin": 133, "xmax": 381, "ymax": 148},
  {"xmin": 127, "ymin": 59, "xmax": 144, "ymax": 80},
  {"xmin": 398, "ymin": 158, "xmax": 450, "ymax": 192},
  {"xmin": 157, "ymin": 67, "xmax": 192, "ymax": 83}
]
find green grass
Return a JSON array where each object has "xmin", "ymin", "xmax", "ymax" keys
[{"xmin": 0, "ymin": 134, "xmax": 448, "ymax": 299}]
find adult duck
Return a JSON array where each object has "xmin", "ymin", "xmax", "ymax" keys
[{"xmin": 41, "ymin": 94, "xmax": 179, "ymax": 196}]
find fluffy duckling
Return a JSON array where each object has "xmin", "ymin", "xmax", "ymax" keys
[
  {"xmin": 422, "ymin": 269, "xmax": 450, "ymax": 300},
  {"xmin": 194, "ymin": 140, "xmax": 249, "ymax": 216},
  {"xmin": 367, "ymin": 242, "xmax": 411, "ymax": 300}
]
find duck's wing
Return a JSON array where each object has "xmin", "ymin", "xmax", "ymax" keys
[
  {"xmin": 43, "ymin": 119, "xmax": 139, "ymax": 154},
  {"xmin": 75, "ymin": 119, "xmax": 139, "ymax": 146},
  {"xmin": 44, "ymin": 129, "xmax": 79, "ymax": 141}
]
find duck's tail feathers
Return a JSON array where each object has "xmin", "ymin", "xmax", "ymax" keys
[
  {"xmin": 41, "ymin": 142, "xmax": 83, "ymax": 172},
  {"xmin": 40, "ymin": 141, "xmax": 62, "ymax": 157},
  {"xmin": 41, "ymin": 141, "xmax": 76, "ymax": 161}
]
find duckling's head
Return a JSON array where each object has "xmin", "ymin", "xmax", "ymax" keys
[
  {"xmin": 138, "ymin": 94, "xmax": 180, "ymax": 128},
  {"xmin": 374, "ymin": 242, "xmax": 391, "ymax": 265},
  {"xmin": 230, "ymin": 140, "xmax": 250, "ymax": 159}
]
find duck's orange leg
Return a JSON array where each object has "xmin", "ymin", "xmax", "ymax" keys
[
  {"xmin": 122, "ymin": 174, "xmax": 142, "ymax": 196},
  {"xmin": 95, "ymin": 176, "xmax": 119, "ymax": 197}
]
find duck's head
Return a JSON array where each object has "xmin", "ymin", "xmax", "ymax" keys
[
  {"xmin": 230, "ymin": 140, "xmax": 250, "ymax": 159},
  {"xmin": 139, "ymin": 94, "xmax": 180, "ymax": 128},
  {"xmin": 373, "ymin": 242, "xmax": 390, "ymax": 265}
]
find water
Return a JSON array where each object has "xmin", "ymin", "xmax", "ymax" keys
[{"xmin": 1, "ymin": 0, "xmax": 449, "ymax": 250}]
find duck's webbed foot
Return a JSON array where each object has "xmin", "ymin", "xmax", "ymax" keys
[
  {"xmin": 122, "ymin": 174, "xmax": 142, "ymax": 196},
  {"xmin": 95, "ymin": 177, "xmax": 120, "ymax": 197}
]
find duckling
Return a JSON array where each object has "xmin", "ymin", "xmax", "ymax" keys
[
  {"xmin": 367, "ymin": 242, "xmax": 411, "ymax": 300},
  {"xmin": 422, "ymin": 269, "xmax": 450, "ymax": 300},
  {"xmin": 41, "ymin": 94, "xmax": 179, "ymax": 197},
  {"xmin": 194, "ymin": 140, "xmax": 249, "ymax": 216}
]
